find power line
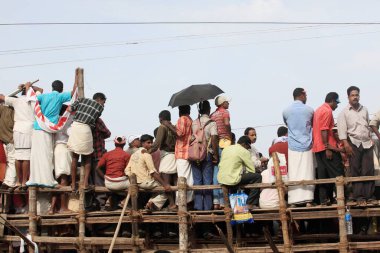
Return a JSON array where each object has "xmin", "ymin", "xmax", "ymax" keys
[
  {"xmin": 1, "ymin": 21, "xmax": 380, "ymax": 26},
  {"xmin": 1, "ymin": 29, "xmax": 380, "ymax": 70}
]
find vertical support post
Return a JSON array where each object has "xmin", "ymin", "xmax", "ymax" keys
[
  {"xmin": 336, "ymin": 176, "xmax": 348, "ymax": 253},
  {"xmin": 28, "ymin": 186, "xmax": 37, "ymax": 252},
  {"xmin": 130, "ymin": 174, "xmax": 141, "ymax": 253},
  {"xmin": 178, "ymin": 177, "xmax": 189, "ymax": 253},
  {"xmin": 272, "ymin": 152, "xmax": 292, "ymax": 253},
  {"xmin": 221, "ymin": 185, "xmax": 233, "ymax": 246}
]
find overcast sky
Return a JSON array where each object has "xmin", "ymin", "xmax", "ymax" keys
[{"xmin": 1, "ymin": 0, "xmax": 380, "ymax": 153}]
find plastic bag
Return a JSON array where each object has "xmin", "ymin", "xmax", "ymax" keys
[{"xmin": 229, "ymin": 191, "xmax": 254, "ymax": 225}]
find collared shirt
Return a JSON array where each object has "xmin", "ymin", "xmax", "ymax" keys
[
  {"xmin": 0, "ymin": 106, "xmax": 14, "ymax": 144},
  {"xmin": 71, "ymin": 98, "xmax": 104, "ymax": 128},
  {"xmin": 4, "ymin": 96, "xmax": 35, "ymax": 134},
  {"xmin": 92, "ymin": 118, "xmax": 111, "ymax": 160},
  {"xmin": 150, "ymin": 123, "xmax": 176, "ymax": 153},
  {"xmin": 283, "ymin": 100, "xmax": 314, "ymax": 152},
  {"xmin": 312, "ymin": 103, "xmax": 336, "ymax": 153},
  {"xmin": 34, "ymin": 91, "xmax": 71, "ymax": 130},
  {"xmin": 337, "ymin": 103, "xmax": 372, "ymax": 148},
  {"xmin": 191, "ymin": 114, "xmax": 218, "ymax": 142},
  {"xmin": 370, "ymin": 110, "xmax": 380, "ymax": 129},
  {"xmin": 210, "ymin": 107, "xmax": 230, "ymax": 139},
  {"xmin": 217, "ymin": 144, "xmax": 255, "ymax": 186},
  {"xmin": 175, "ymin": 115, "xmax": 192, "ymax": 160},
  {"xmin": 98, "ymin": 147, "xmax": 131, "ymax": 178},
  {"xmin": 125, "ymin": 147, "xmax": 157, "ymax": 184}
]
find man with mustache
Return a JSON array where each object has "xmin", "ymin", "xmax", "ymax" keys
[{"xmin": 337, "ymin": 86, "xmax": 375, "ymax": 206}]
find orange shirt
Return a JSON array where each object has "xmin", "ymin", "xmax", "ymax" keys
[
  {"xmin": 175, "ymin": 115, "xmax": 192, "ymax": 159},
  {"xmin": 312, "ymin": 103, "xmax": 336, "ymax": 153}
]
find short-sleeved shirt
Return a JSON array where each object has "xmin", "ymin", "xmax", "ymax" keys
[
  {"xmin": 337, "ymin": 104, "xmax": 372, "ymax": 149},
  {"xmin": 370, "ymin": 110, "xmax": 380, "ymax": 129},
  {"xmin": 210, "ymin": 107, "xmax": 230, "ymax": 139},
  {"xmin": 4, "ymin": 96, "xmax": 35, "ymax": 134},
  {"xmin": 175, "ymin": 115, "xmax": 192, "ymax": 160},
  {"xmin": 0, "ymin": 106, "xmax": 14, "ymax": 144},
  {"xmin": 125, "ymin": 147, "xmax": 157, "ymax": 184},
  {"xmin": 97, "ymin": 147, "xmax": 130, "ymax": 178},
  {"xmin": 34, "ymin": 91, "xmax": 71, "ymax": 130},
  {"xmin": 283, "ymin": 100, "xmax": 314, "ymax": 152},
  {"xmin": 71, "ymin": 98, "xmax": 104, "ymax": 128},
  {"xmin": 150, "ymin": 124, "xmax": 176, "ymax": 153},
  {"xmin": 191, "ymin": 114, "xmax": 218, "ymax": 142},
  {"xmin": 312, "ymin": 103, "xmax": 336, "ymax": 153}
]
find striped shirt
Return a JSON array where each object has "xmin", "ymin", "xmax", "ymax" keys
[
  {"xmin": 71, "ymin": 98, "xmax": 103, "ymax": 128},
  {"xmin": 175, "ymin": 115, "xmax": 192, "ymax": 160},
  {"xmin": 210, "ymin": 107, "xmax": 230, "ymax": 139}
]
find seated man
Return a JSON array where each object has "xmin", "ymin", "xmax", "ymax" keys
[
  {"xmin": 96, "ymin": 136, "xmax": 131, "ymax": 210},
  {"xmin": 217, "ymin": 136, "xmax": 262, "ymax": 209},
  {"xmin": 125, "ymin": 134, "xmax": 171, "ymax": 211}
]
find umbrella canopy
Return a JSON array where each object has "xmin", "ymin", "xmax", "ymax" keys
[{"xmin": 168, "ymin": 83, "xmax": 224, "ymax": 108}]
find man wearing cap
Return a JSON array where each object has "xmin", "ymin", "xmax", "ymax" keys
[
  {"xmin": 125, "ymin": 134, "xmax": 171, "ymax": 211},
  {"xmin": 96, "ymin": 136, "xmax": 131, "ymax": 210},
  {"xmin": 313, "ymin": 92, "xmax": 344, "ymax": 205},
  {"xmin": 126, "ymin": 135, "xmax": 141, "ymax": 155},
  {"xmin": 338, "ymin": 86, "xmax": 375, "ymax": 205},
  {"xmin": 217, "ymin": 136, "xmax": 262, "ymax": 209},
  {"xmin": 283, "ymin": 88, "xmax": 315, "ymax": 207}
]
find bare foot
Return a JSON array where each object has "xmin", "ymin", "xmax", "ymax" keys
[
  {"xmin": 59, "ymin": 209, "xmax": 73, "ymax": 214},
  {"xmin": 54, "ymin": 184, "xmax": 62, "ymax": 189},
  {"xmin": 48, "ymin": 208, "xmax": 55, "ymax": 215}
]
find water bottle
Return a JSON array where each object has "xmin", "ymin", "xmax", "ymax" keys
[{"xmin": 345, "ymin": 207, "xmax": 353, "ymax": 235}]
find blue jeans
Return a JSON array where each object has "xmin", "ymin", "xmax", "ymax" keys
[
  {"xmin": 191, "ymin": 154, "xmax": 214, "ymax": 211},
  {"xmin": 213, "ymin": 148, "xmax": 224, "ymax": 206}
]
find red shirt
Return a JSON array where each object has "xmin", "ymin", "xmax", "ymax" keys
[
  {"xmin": 210, "ymin": 107, "xmax": 230, "ymax": 139},
  {"xmin": 312, "ymin": 103, "xmax": 336, "ymax": 153},
  {"xmin": 269, "ymin": 142, "xmax": 289, "ymax": 165},
  {"xmin": 97, "ymin": 147, "xmax": 131, "ymax": 178},
  {"xmin": 175, "ymin": 115, "xmax": 192, "ymax": 159}
]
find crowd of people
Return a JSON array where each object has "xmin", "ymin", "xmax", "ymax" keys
[{"xmin": 1, "ymin": 81, "xmax": 380, "ymax": 237}]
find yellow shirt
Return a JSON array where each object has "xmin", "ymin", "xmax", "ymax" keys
[{"xmin": 125, "ymin": 147, "xmax": 157, "ymax": 184}]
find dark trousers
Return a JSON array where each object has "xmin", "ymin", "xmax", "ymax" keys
[
  {"xmin": 349, "ymin": 143, "xmax": 375, "ymax": 200},
  {"xmin": 239, "ymin": 172, "xmax": 262, "ymax": 205},
  {"xmin": 315, "ymin": 150, "xmax": 345, "ymax": 203}
]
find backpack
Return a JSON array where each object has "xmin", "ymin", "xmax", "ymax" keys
[{"xmin": 188, "ymin": 118, "xmax": 213, "ymax": 162}]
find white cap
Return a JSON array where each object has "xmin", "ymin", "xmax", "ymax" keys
[
  {"xmin": 128, "ymin": 135, "xmax": 141, "ymax": 144},
  {"xmin": 215, "ymin": 95, "xmax": 231, "ymax": 106}
]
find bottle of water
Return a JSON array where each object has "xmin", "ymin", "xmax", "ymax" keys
[{"xmin": 345, "ymin": 207, "xmax": 353, "ymax": 235}]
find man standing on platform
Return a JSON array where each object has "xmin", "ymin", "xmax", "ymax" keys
[{"xmin": 283, "ymin": 87, "xmax": 315, "ymax": 207}]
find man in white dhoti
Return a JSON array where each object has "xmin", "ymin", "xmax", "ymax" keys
[{"xmin": 283, "ymin": 88, "xmax": 315, "ymax": 207}]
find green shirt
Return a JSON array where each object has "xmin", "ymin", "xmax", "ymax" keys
[{"xmin": 217, "ymin": 144, "xmax": 255, "ymax": 185}]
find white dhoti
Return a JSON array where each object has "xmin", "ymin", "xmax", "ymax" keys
[
  {"xmin": 54, "ymin": 143, "xmax": 72, "ymax": 179},
  {"xmin": 159, "ymin": 152, "xmax": 177, "ymax": 174},
  {"xmin": 288, "ymin": 149, "xmax": 315, "ymax": 205},
  {"xmin": 3, "ymin": 143, "xmax": 17, "ymax": 187},
  {"xmin": 26, "ymin": 130, "xmax": 58, "ymax": 188},
  {"xmin": 176, "ymin": 158, "xmax": 194, "ymax": 204},
  {"xmin": 139, "ymin": 180, "xmax": 167, "ymax": 209},
  {"xmin": 105, "ymin": 176, "xmax": 130, "ymax": 191},
  {"xmin": 13, "ymin": 131, "xmax": 32, "ymax": 161},
  {"xmin": 67, "ymin": 122, "xmax": 93, "ymax": 155}
]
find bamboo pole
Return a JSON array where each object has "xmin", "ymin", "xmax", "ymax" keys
[
  {"xmin": 178, "ymin": 177, "xmax": 189, "ymax": 253},
  {"xmin": 221, "ymin": 185, "xmax": 233, "ymax": 246},
  {"xmin": 336, "ymin": 176, "xmax": 348, "ymax": 253},
  {"xmin": 272, "ymin": 152, "xmax": 292, "ymax": 253},
  {"xmin": 28, "ymin": 186, "xmax": 37, "ymax": 252},
  {"xmin": 129, "ymin": 174, "xmax": 141, "ymax": 253}
]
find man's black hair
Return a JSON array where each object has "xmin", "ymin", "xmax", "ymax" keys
[
  {"xmin": 52, "ymin": 80, "xmax": 64, "ymax": 93},
  {"xmin": 115, "ymin": 137, "xmax": 126, "ymax": 148},
  {"xmin": 293, "ymin": 87, "xmax": 305, "ymax": 100},
  {"xmin": 237, "ymin": 136, "xmax": 251, "ymax": 146},
  {"xmin": 244, "ymin": 127, "xmax": 255, "ymax": 136},
  {"xmin": 198, "ymin": 100, "xmax": 211, "ymax": 114},
  {"xmin": 277, "ymin": 126, "xmax": 288, "ymax": 137},
  {"xmin": 93, "ymin": 92, "xmax": 107, "ymax": 100},
  {"xmin": 347, "ymin": 86, "xmax": 360, "ymax": 96},
  {"xmin": 179, "ymin": 105, "xmax": 191, "ymax": 116},
  {"xmin": 325, "ymin": 92, "xmax": 339, "ymax": 103},
  {"xmin": 140, "ymin": 134, "xmax": 154, "ymax": 143},
  {"xmin": 159, "ymin": 110, "xmax": 171, "ymax": 121},
  {"xmin": 231, "ymin": 132, "xmax": 236, "ymax": 144}
]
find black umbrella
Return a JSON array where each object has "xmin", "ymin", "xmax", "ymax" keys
[{"xmin": 168, "ymin": 83, "xmax": 224, "ymax": 108}]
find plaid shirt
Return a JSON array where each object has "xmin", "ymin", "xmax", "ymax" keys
[
  {"xmin": 175, "ymin": 115, "xmax": 192, "ymax": 160},
  {"xmin": 93, "ymin": 117, "xmax": 111, "ymax": 160},
  {"xmin": 71, "ymin": 98, "xmax": 104, "ymax": 128}
]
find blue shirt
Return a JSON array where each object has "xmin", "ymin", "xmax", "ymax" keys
[
  {"xmin": 283, "ymin": 100, "xmax": 314, "ymax": 152},
  {"xmin": 33, "ymin": 91, "xmax": 72, "ymax": 130}
]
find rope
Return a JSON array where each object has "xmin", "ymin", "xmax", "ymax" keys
[{"xmin": 129, "ymin": 185, "xmax": 139, "ymax": 196}]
